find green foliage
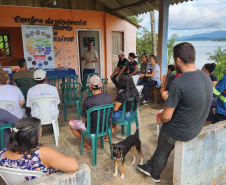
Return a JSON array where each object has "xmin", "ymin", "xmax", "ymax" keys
[
  {"xmin": 136, "ymin": 28, "xmax": 157, "ymax": 62},
  {"xmin": 167, "ymin": 34, "xmax": 178, "ymax": 66},
  {"xmin": 207, "ymin": 47, "xmax": 226, "ymax": 79},
  {"xmin": 127, "ymin": 15, "xmax": 143, "ymax": 24}
]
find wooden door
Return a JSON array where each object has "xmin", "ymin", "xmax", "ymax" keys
[{"xmin": 112, "ymin": 32, "xmax": 123, "ymax": 73}]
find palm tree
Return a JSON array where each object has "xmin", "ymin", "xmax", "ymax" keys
[
  {"xmin": 150, "ymin": 11, "xmax": 157, "ymax": 56},
  {"xmin": 167, "ymin": 34, "xmax": 178, "ymax": 65},
  {"xmin": 206, "ymin": 47, "xmax": 226, "ymax": 64}
]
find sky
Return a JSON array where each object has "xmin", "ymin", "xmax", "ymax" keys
[{"xmin": 138, "ymin": 0, "xmax": 226, "ymax": 38}]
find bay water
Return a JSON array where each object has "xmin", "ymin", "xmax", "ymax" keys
[{"xmin": 174, "ymin": 40, "xmax": 226, "ymax": 70}]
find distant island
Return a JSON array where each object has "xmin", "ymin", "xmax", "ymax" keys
[
  {"xmin": 212, "ymin": 38, "xmax": 226, "ymax": 42},
  {"xmin": 177, "ymin": 31, "xmax": 226, "ymax": 41}
]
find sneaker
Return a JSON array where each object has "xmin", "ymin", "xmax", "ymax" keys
[
  {"xmin": 137, "ymin": 164, "xmax": 151, "ymax": 176},
  {"xmin": 151, "ymin": 174, "xmax": 160, "ymax": 183},
  {"xmin": 140, "ymin": 101, "xmax": 148, "ymax": 106}
]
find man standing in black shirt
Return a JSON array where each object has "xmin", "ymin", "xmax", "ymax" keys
[
  {"xmin": 110, "ymin": 51, "xmax": 129, "ymax": 89},
  {"xmin": 137, "ymin": 42, "xmax": 212, "ymax": 183}
]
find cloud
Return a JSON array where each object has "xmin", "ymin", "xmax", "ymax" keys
[
  {"xmin": 169, "ymin": 4, "xmax": 226, "ymax": 30},
  {"xmin": 138, "ymin": 0, "xmax": 226, "ymax": 36}
]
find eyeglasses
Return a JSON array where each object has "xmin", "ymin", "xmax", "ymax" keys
[{"xmin": 88, "ymin": 44, "xmax": 93, "ymax": 46}]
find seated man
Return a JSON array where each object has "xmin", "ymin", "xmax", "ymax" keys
[
  {"xmin": 110, "ymin": 51, "xmax": 129, "ymax": 89},
  {"xmin": 13, "ymin": 58, "xmax": 34, "ymax": 85},
  {"xmin": 69, "ymin": 75, "xmax": 112, "ymax": 150},
  {"xmin": 26, "ymin": 69, "xmax": 60, "ymax": 119},
  {"xmin": 0, "ymin": 108, "xmax": 19, "ymax": 147}
]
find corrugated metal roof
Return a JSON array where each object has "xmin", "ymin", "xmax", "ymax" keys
[{"xmin": 99, "ymin": 0, "xmax": 192, "ymax": 17}]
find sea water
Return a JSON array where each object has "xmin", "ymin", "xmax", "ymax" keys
[{"xmin": 174, "ymin": 40, "xmax": 226, "ymax": 70}]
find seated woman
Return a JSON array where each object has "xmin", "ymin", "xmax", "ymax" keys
[
  {"xmin": 202, "ymin": 63, "xmax": 218, "ymax": 122},
  {"xmin": 202, "ymin": 63, "xmax": 218, "ymax": 87},
  {"xmin": 128, "ymin": 52, "xmax": 139, "ymax": 76},
  {"xmin": 140, "ymin": 55, "xmax": 160, "ymax": 106},
  {"xmin": 0, "ymin": 70, "xmax": 25, "ymax": 119},
  {"xmin": 0, "ymin": 117, "xmax": 78, "ymax": 181},
  {"xmin": 105, "ymin": 73, "xmax": 139, "ymax": 140},
  {"xmin": 138, "ymin": 53, "xmax": 149, "ymax": 85},
  {"xmin": 0, "ymin": 108, "xmax": 19, "ymax": 147}
]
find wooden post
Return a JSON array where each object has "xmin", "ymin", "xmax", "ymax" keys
[{"xmin": 157, "ymin": 0, "xmax": 169, "ymax": 79}]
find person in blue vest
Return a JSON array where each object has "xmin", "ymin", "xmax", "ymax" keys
[
  {"xmin": 212, "ymin": 74, "xmax": 226, "ymax": 124},
  {"xmin": 128, "ymin": 52, "xmax": 139, "ymax": 76}
]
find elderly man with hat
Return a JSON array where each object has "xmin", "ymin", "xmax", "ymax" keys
[
  {"xmin": 26, "ymin": 69, "xmax": 60, "ymax": 119},
  {"xmin": 110, "ymin": 51, "xmax": 129, "ymax": 89},
  {"xmin": 69, "ymin": 75, "xmax": 112, "ymax": 150}
]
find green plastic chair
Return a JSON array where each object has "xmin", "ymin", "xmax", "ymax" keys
[
  {"xmin": 82, "ymin": 73, "xmax": 98, "ymax": 92},
  {"xmin": 47, "ymin": 75, "xmax": 59, "ymax": 89},
  {"xmin": 14, "ymin": 78, "xmax": 35, "ymax": 98},
  {"xmin": 81, "ymin": 104, "xmax": 114, "ymax": 166},
  {"xmin": 101, "ymin": 78, "xmax": 108, "ymax": 93},
  {"xmin": 113, "ymin": 97, "xmax": 139, "ymax": 137},
  {"xmin": 0, "ymin": 124, "xmax": 14, "ymax": 150},
  {"xmin": 62, "ymin": 74, "xmax": 78, "ymax": 83},
  {"xmin": 60, "ymin": 82, "xmax": 82, "ymax": 122},
  {"xmin": 86, "ymin": 78, "xmax": 107, "ymax": 97}
]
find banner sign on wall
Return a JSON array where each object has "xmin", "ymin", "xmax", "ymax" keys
[{"xmin": 21, "ymin": 25, "xmax": 55, "ymax": 69}]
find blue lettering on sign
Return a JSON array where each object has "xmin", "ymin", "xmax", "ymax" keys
[{"xmin": 37, "ymin": 45, "xmax": 41, "ymax": 49}]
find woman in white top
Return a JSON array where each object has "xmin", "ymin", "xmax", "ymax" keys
[{"xmin": 0, "ymin": 70, "xmax": 25, "ymax": 118}]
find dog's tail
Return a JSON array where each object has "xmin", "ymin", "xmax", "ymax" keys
[{"xmin": 134, "ymin": 128, "xmax": 139, "ymax": 138}]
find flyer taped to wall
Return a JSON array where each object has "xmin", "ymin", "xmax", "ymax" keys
[{"xmin": 21, "ymin": 25, "xmax": 55, "ymax": 69}]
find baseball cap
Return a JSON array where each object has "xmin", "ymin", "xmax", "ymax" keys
[
  {"xmin": 117, "ymin": 51, "xmax": 124, "ymax": 55},
  {"xmin": 34, "ymin": 69, "xmax": 46, "ymax": 80},
  {"xmin": 89, "ymin": 75, "xmax": 102, "ymax": 89}
]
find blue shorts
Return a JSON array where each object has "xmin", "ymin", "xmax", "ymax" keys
[{"xmin": 112, "ymin": 110, "xmax": 134, "ymax": 121}]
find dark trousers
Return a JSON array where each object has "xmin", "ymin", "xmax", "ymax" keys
[
  {"xmin": 111, "ymin": 73, "xmax": 119, "ymax": 89},
  {"xmin": 142, "ymin": 80, "xmax": 157, "ymax": 101},
  {"xmin": 137, "ymin": 78, "xmax": 143, "ymax": 85},
  {"xmin": 146, "ymin": 128, "xmax": 175, "ymax": 176},
  {"xmin": 82, "ymin": 68, "xmax": 95, "ymax": 88},
  {"xmin": 212, "ymin": 113, "xmax": 226, "ymax": 124}
]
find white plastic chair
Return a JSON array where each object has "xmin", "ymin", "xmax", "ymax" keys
[
  {"xmin": 0, "ymin": 166, "xmax": 45, "ymax": 185},
  {"xmin": 0, "ymin": 101, "xmax": 17, "ymax": 116},
  {"xmin": 29, "ymin": 97, "xmax": 59, "ymax": 146}
]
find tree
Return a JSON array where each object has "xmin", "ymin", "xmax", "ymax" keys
[
  {"xmin": 127, "ymin": 15, "xmax": 143, "ymax": 24},
  {"xmin": 150, "ymin": 11, "xmax": 157, "ymax": 56},
  {"xmin": 136, "ymin": 28, "xmax": 157, "ymax": 61},
  {"xmin": 167, "ymin": 34, "xmax": 178, "ymax": 66},
  {"xmin": 207, "ymin": 47, "xmax": 226, "ymax": 79}
]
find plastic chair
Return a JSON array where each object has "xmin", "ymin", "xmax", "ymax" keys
[
  {"xmin": 61, "ymin": 82, "xmax": 82, "ymax": 122},
  {"xmin": 82, "ymin": 73, "xmax": 98, "ymax": 91},
  {"xmin": 86, "ymin": 78, "xmax": 108, "ymax": 97},
  {"xmin": 113, "ymin": 97, "xmax": 139, "ymax": 137},
  {"xmin": 132, "ymin": 75, "xmax": 140, "ymax": 85},
  {"xmin": 0, "ymin": 124, "xmax": 14, "ymax": 150},
  {"xmin": 101, "ymin": 78, "xmax": 108, "ymax": 93},
  {"xmin": 47, "ymin": 75, "xmax": 59, "ymax": 89},
  {"xmin": 62, "ymin": 74, "xmax": 78, "ymax": 83},
  {"xmin": 0, "ymin": 166, "xmax": 45, "ymax": 185},
  {"xmin": 29, "ymin": 97, "xmax": 59, "ymax": 146},
  {"xmin": 81, "ymin": 104, "xmax": 114, "ymax": 166},
  {"xmin": 14, "ymin": 78, "xmax": 35, "ymax": 98},
  {"xmin": 0, "ymin": 101, "xmax": 17, "ymax": 116}
]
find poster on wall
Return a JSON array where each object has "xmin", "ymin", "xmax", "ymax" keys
[{"xmin": 21, "ymin": 25, "xmax": 55, "ymax": 69}]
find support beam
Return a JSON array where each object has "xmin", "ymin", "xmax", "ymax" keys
[{"xmin": 157, "ymin": 0, "xmax": 169, "ymax": 78}]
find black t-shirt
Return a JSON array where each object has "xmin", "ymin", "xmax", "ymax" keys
[
  {"xmin": 81, "ymin": 93, "xmax": 112, "ymax": 133},
  {"xmin": 117, "ymin": 58, "xmax": 129, "ymax": 73},
  {"xmin": 209, "ymin": 74, "xmax": 218, "ymax": 82},
  {"xmin": 115, "ymin": 90, "xmax": 138, "ymax": 112},
  {"xmin": 162, "ymin": 70, "xmax": 212, "ymax": 141}
]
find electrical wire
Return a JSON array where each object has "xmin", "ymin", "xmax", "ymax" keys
[{"xmin": 178, "ymin": 5, "xmax": 226, "ymax": 28}]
